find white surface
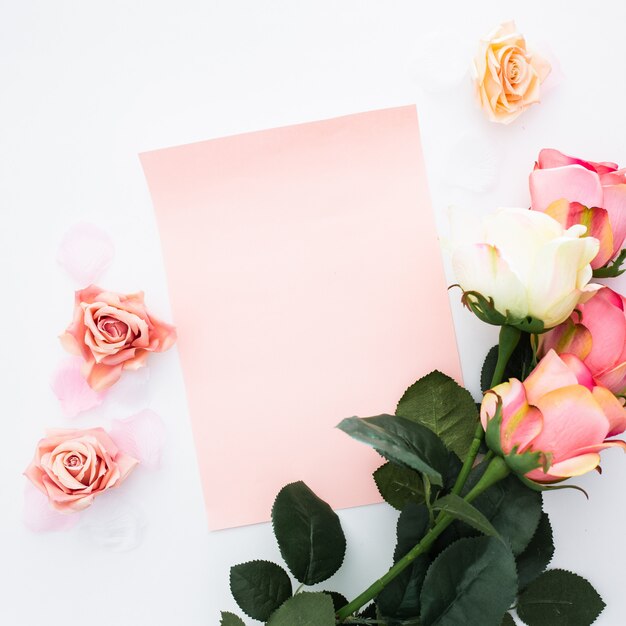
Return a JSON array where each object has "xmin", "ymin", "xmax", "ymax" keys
[{"xmin": 2, "ymin": 1, "xmax": 626, "ymax": 624}]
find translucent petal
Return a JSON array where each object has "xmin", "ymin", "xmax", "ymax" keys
[
  {"xmin": 80, "ymin": 495, "xmax": 146, "ymax": 552},
  {"xmin": 57, "ymin": 222, "xmax": 115, "ymax": 285},
  {"xmin": 50, "ymin": 357, "xmax": 106, "ymax": 418},
  {"xmin": 23, "ymin": 483, "xmax": 81, "ymax": 532},
  {"xmin": 109, "ymin": 409, "xmax": 166, "ymax": 470}
]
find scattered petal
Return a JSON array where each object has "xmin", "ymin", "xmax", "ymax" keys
[
  {"xmin": 57, "ymin": 222, "xmax": 115, "ymax": 285},
  {"xmin": 443, "ymin": 131, "xmax": 500, "ymax": 193},
  {"xmin": 51, "ymin": 357, "xmax": 106, "ymax": 418},
  {"xmin": 109, "ymin": 409, "xmax": 166, "ymax": 470},
  {"xmin": 103, "ymin": 367, "xmax": 151, "ymax": 414},
  {"xmin": 23, "ymin": 483, "xmax": 81, "ymax": 532},
  {"xmin": 80, "ymin": 495, "xmax": 146, "ymax": 552}
]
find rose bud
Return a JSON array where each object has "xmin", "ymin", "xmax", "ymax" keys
[
  {"xmin": 451, "ymin": 207, "xmax": 599, "ymax": 331},
  {"xmin": 530, "ymin": 148, "xmax": 626, "ymax": 267},
  {"xmin": 472, "ymin": 21, "xmax": 551, "ymax": 124},
  {"xmin": 24, "ymin": 428, "xmax": 139, "ymax": 513},
  {"xmin": 60, "ymin": 285, "xmax": 177, "ymax": 391},
  {"xmin": 540, "ymin": 286, "xmax": 626, "ymax": 395},
  {"xmin": 481, "ymin": 350, "xmax": 626, "ymax": 482}
]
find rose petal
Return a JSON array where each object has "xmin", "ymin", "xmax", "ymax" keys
[
  {"xmin": 51, "ymin": 357, "xmax": 106, "ymax": 418},
  {"xmin": 57, "ymin": 223, "xmax": 115, "ymax": 285},
  {"xmin": 109, "ymin": 410, "xmax": 166, "ymax": 471},
  {"xmin": 530, "ymin": 165, "xmax": 604, "ymax": 213},
  {"xmin": 23, "ymin": 483, "xmax": 81, "ymax": 532},
  {"xmin": 80, "ymin": 494, "xmax": 146, "ymax": 552}
]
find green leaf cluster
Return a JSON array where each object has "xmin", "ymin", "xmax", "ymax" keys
[{"xmin": 221, "ymin": 371, "xmax": 606, "ymax": 626}]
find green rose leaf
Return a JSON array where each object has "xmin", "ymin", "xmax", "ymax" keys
[
  {"xmin": 321, "ymin": 591, "xmax": 348, "ymax": 612},
  {"xmin": 266, "ymin": 592, "xmax": 336, "ymax": 626},
  {"xmin": 516, "ymin": 512, "xmax": 555, "ymax": 590},
  {"xmin": 481, "ymin": 334, "xmax": 534, "ymax": 393},
  {"xmin": 271, "ymin": 481, "xmax": 346, "ymax": 585},
  {"xmin": 432, "ymin": 494, "xmax": 499, "ymax": 538},
  {"xmin": 501, "ymin": 613, "xmax": 515, "ymax": 626},
  {"xmin": 467, "ymin": 470, "xmax": 542, "ymax": 555},
  {"xmin": 420, "ymin": 536, "xmax": 517, "ymax": 626},
  {"xmin": 229, "ymin": 560, "xmax": 292, "ymax": 621},
  {"xmin": 396, "ymin": 370, "xmax": 478, "ymax": 459},
  {"xmin": 373, "ymin": 462, "xmax": 425, "ymax": 510},
  {"xmin": 377, "ymin": 503, "xmax": 431, "ymax": 620},
  {"xmin": 337, "ymin": 414, "xmax": 448, "ymax": 486},
  {"xmin": 517, "ymin": 569, "xmax": 605, "ymax": 626},
  {"xmin": 220, "ymin": 612, "xmax": 246, "ymax": 626}
]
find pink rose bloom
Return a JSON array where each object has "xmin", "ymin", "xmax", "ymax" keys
[
  {"xmin": 540, "ymin": 287, "xmax": 626, "ymax": 395},
  {"xmin": 24, "ymin": 428, "xmax": 139, "ymax": 513},
  {"xmin": 481, "ymin": 350, "xmax": 626, "ymax": 482},
  {"xmin": 61, "ymin": 285, "xmax": 177, "ymax": 391},
  {"xmin": 530, "ymin": 148, "xmax": 626, "ymax": 268}
]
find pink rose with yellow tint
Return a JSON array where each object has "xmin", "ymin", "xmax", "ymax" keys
[
  {"xmin": 61, "ymin": 285, "xmax": 176, "ymax": 391},
  {"xmin": 24, "ymin": 428, "xmax": 138, "ymax": 513},
  {"xmin": 530, "ymin": 149, "xmax": 626, "ymax": 267},
  {"xmin": 481, "ymin": 350, "xmax": 626, "ymax": 482},
  {"xmin": 540, "ymin": 287, "xmax": 626, "ymax": 395},
  {"xmin": 473, "ymin": 21, "xmax": 551, "ymax": 124}
]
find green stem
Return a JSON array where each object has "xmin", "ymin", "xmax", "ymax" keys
[
  {"xmin": 335, "ymin": 458, "xmax": 511, "ymax": 621},
  {"xmin": 450, "ymin": 325, "xmax": 521, "ymax": 497}
]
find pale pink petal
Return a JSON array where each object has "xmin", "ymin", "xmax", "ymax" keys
[
  {"xmin": 23, "ymin": 483, "xmax": 81, "ymax": 532},
  {"xmin": 536, "ymin": 148, "xmax": 618, "ymax": 174},
  {"xmin": 531, "ymin": 385, "xmax": 610, "ymax": 461},
  {"xmin": 57, "ymin": 223, "xmax": 115, "ymax": 285},
  {"xmin": 530, "ymin": 165, "xmax": 603, "ymax": 212},
  {"xmin": 596, "ymin": 362, "xmax": 626, "ymax": 396},
  {"xmin": 51, "ymin": 357, "xmax": 106, "ymax": 418},
  {"xmin": 602, "ymin": 184, "xmax": 626, "ymax": 254},
  {"xmin": 580, "ymin": 289, "xmax": 626, "ymax": 374},
  {"xmin": 526, "ymin": 452, "xmax": 601, "ymax": 482},
  {"xmin": 559, "ymin": 354, "xmax": 594, "ymax": 390},
  {"xmin": 109, "ymin": 410, "xmax": 166, "ymax": 470},
  {"xmin": 539, "ymin": 319, "xmax": 593, "ymax": 361},
  {"xmin": 573, "ymin": 439, "xmax": 626, "ymax": 455},
  {"xmin": 591, "ymin": 386, "xmax": 626, "ymax": 437},
  {"xmin": 524, "ymin": 350, "xmax": 578, "ymax": 404}
]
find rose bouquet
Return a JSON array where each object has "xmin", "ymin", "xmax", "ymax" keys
[{"xmin": 220, "ymin": 149, "xmax": 626, "ymax": 626}]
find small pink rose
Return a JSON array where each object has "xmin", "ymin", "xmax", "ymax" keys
[
  {"xmin": 24, "ymin": 427, "xmax": 139, "ymax": 513},
  {"xmin": 60, "ymin": 285, "xmax": 177, "ymax": 391},
  {"xmin": 540, "ymin": 286, "xmax": 626, "ymax": 395},
  {"xmin": 481, "ymin": 350, "xmax": 626, "ymax": 483},
  {"xmin": 473, "ymin": 21, "xmax": 551, "ymax": 124},
  {"xmin": 530, "ymin": 148, "xmax": 626, "ymax": 264}
]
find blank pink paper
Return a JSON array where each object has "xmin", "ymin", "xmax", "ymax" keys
[{"xmin": 140, "ymin": 105, "xmax": 461, "ymax": 530}]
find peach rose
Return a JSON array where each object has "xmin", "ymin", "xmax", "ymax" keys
[
  {"xmin": 61, "ymin": 285, "xmax": 177, "ymax": 391},
  {"xmin": 24, "ymin": 428, "xmax": 139, "ymax": 513},
  {"xmin": 473, "ymin": 21, "xmax": 551, "ymax": 124}
]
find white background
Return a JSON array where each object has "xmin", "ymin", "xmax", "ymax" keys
[{"xmin": 2, "ymin": 1, "xmax": 626, "ymax": 624}]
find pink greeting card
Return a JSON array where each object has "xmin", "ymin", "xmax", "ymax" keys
[{"xmin": 140, "ymin": 105, "xmax": 461, "ymax": 530}]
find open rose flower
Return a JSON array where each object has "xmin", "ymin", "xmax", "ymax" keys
[
  {"xmin": 61, "ymin": 285, "xmax": 177, "ymax": 391},
  {"xmin": 481, "ymin": 350, "xmax": 626, "ymax": 482},
  {"xmin": 530, "ymin": 149, "xmax": 626, "ymax": 266},
  {"xmin": 473, "ymin": 21, "xmax": 551, "ymax": 124},
  {"xmin": 451, "ymin": 207, "xmax": 599, "ymax": 330},
  {"xmin": 24, "ymin": 428, "xmax": 139, "ymax": 513},
  {"xmin": 540, "ymin": 287, "xmax": 626, "ymax": 395}
]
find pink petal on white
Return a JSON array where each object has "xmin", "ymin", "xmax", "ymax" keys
[
  {"xmin": 109, "ymin": 409, "xmax": 166, "ymax": 470},
  {"xmin": 23, "ymin": 483, "xmax": 81, "ymax": 532},
  {"xmin": 51, "ymin": 357, "xmax": 106, "ymax": 418},
  {"xmin": 57, "ymin": 222, "xmax": 115, "ymax": 285}
]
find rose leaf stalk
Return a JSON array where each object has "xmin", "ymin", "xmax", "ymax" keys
[
  {"xmin": 450, "ymin": 324, "xmax": 521, "ymax": 497},
  {"xmin": 335, "ymin": 457, "xmax": 511, "ymax": 621}
]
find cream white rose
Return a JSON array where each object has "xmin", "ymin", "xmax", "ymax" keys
[{"xmin": 451, "ymin": 208, "xmax": 600, "ymax": 329}]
